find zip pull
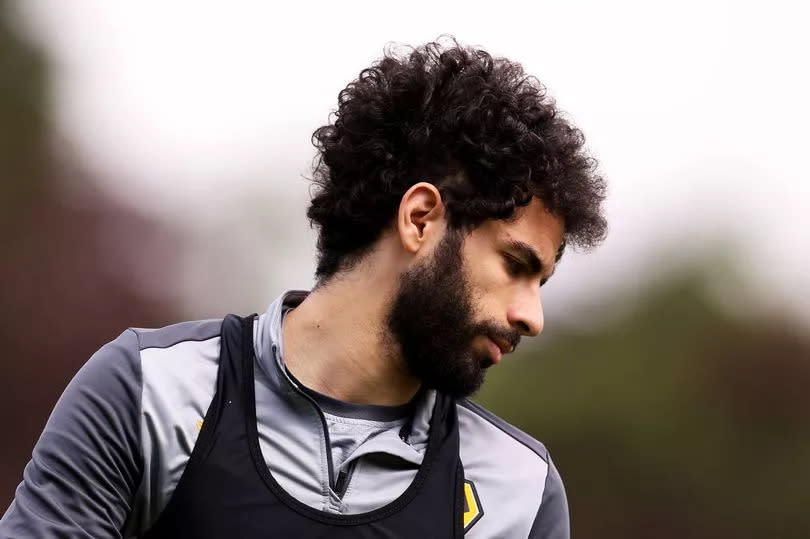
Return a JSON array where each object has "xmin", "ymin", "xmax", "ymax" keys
[
  {"xmin": 333, "ymin": 461, "xmax": 357, "ymax": 499},
  {"xmin": 334, "ymin": 470, "xmax": 349, "ymax": 496}
]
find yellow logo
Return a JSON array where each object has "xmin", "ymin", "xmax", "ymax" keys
[{"xmin": 463, "ymin": 480, "xmax": 483, "ymax": 532}]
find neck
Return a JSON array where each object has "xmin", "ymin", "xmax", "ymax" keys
[{"xmin": 282, "ymin": 266, "xmax": 420, "ymax": 406}]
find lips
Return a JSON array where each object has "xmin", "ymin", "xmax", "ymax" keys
[
  {"xmin": 484, "ymin": 338, "xmax": 502, "ymax": 365},
  {"xmin": 484, "ymin": 336, "xmax": 512, "ymax": 366},
  {"xmin": 489, "ymin": 335, "xmax": 514, "ymax": 355}
]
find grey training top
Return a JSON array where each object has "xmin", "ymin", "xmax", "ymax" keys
[{"xmin": 0, "ymin": 290, "xmax": 570, "ymax": 538}]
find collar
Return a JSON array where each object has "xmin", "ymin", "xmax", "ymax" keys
[{"xmin": 254, "ymin": 290, "xmax": 435, "ymax": 459}]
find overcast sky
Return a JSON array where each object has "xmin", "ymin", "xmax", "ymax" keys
[{"xmin": 15, "ymin": 0, "xmax": 810, "ymax": 326}]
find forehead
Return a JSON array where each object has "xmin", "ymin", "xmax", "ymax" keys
[{"xmin": 467, "ymin": 198, "xmax": 564, "ymax": 266}]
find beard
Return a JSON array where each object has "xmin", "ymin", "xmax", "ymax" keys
[{"xmin": 386, "ymin": 230, "xmax": 519, "ymax": 398}]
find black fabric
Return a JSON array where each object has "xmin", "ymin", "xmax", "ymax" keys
[{"xmin": 143, "ymin": 314, "xmax": 465, "ymax": 538}]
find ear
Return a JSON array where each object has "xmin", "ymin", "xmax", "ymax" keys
[{"xmin": 396, "ymin": 182, "xmax": 445, "ymax": 254}]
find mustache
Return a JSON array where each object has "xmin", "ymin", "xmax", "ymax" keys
[{"xmin": 478, "ymin": 323, "xmax": 521, "ymax": 351}]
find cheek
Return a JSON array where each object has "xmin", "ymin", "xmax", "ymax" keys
[
  {"xmin": 460, "ymin": 238, "xmax": 512, "ymax": 312},
  {"xmin": 467, "ymin": 257, "xmax": 513, "ymax": 301},
  {"xmin": 462, "ymin": 263, "xmax": 494, "ymax": 305},
  {"xmin": 463, "ymin": 245, "xmax": 503, "ymax": 288},
  {"xmin": 464, "ymin": 269, "xmax": 508, "ymax": 323}
]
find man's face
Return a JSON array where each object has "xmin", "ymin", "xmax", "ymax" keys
[{"xmin": 387, "ymin": 197, "xmax": 564, "ymax": 398}]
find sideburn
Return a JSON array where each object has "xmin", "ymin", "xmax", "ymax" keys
[{"xmin": 386, "ymin": 229, "xmax": 486, "ymax": 398}]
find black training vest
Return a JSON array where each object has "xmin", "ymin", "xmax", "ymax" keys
[{"xmin": 143, "ymin": 314, "xmax": 465, "ymax": 538}]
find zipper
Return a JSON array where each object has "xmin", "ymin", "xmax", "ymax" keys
[
  {"xmin": 272, "ymin": 344, "xmax": 340, "ymax": 495},
  {"xmin": 334, "ymin": 460, "xmax": 358, "ymax": 498},
  {"xmin": 293, "ymin": 387, "xmax": 360, "ymax": 500},
  {"xmin": 292, "ymin": 385, "xmax": 339, "ymax": 493}
]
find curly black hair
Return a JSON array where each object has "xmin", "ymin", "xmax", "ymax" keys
[{"xmin": 308, "ymin": 37, "xmax": 607, "ymax": 281}]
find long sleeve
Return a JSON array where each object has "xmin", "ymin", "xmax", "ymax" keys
[
  {"xmin": 0, "ymin": 330, "xmax": 143, "ymax": 538},
  {"xmin": 528, "ymin": 456, "xmax": 570, "ymax": 539}
]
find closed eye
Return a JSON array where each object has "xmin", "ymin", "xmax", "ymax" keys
[
  {"xmin": 503, "ymin": 252, "xmax": 552, "ymax": 287},
  {"xmin": 503, "ymin": 253, "xmax": 528, "ymax": 276}
]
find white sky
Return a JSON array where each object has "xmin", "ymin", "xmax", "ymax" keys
[{"xmin": 15, "ymin": 0, "xmax": 810, "ymax": 326}]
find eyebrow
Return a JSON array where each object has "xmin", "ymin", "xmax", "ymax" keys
[{"xmin": 504, "ymin": 239, "xmax": 556, "ymax": 282}]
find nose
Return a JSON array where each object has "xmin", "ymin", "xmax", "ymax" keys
[{"xmin": 507, "ymin": 289, "xmax": 544, "ymax": 337}]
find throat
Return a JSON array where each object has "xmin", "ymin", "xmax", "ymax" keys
[{"xmin": 280, "ymin": 290, "xmax": 420, "ymax": 407}]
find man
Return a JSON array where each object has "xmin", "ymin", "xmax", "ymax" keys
[{"xmin": 1, "ymin": 39, "xmax": 606, "ymax": 538}]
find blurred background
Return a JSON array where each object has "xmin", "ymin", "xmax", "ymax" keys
[{"xmin": 1, "ymin": 0, "xmax": 808, "ymax": 536}]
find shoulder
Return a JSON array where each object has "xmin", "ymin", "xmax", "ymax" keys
[
  {"xmin": 69, "ymin": 318, "xmax": 225, "ymax": 411},
  {"xmin": 131, "ymin": 318, "xmax": 224, "ymax": 408},
  {"xmin": 456, "ymin": 399, "xmax": 568, "ymax": 538},
  {"xmin": 0, "ymin": 318, "xmax": 231, "ymax": 538},
  {"xmin": 457, "ymin": 398, "xmax": 550, "ymax": 463},
  {"xmin": 52, "ymin": 318, "xmax": 225, "ymax": 411},
  {"xmin": 129, "ymin": 318, "xmax": 224, "ymax": 403},
  {"xmin": 132, "ymin": 318, "xmax": 223, "ymax": 350},
  {"xmin": 126, "ymin": 318, "xmax": 226, "ymax": 534},
  {"xmin": 457, "ymin": 399, "xmax": 550, "ymax": 491},
  {"xmin": 126, "ymin": 318, "xmax": 225, "ymax": 429}
]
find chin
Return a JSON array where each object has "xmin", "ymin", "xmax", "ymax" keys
[
  {"xmin": 477, "ymin": 354, "xmax": 494, "ymax": 370},
  {"xmin": 443, "ymin": 356, "xmax": 488, "ymax": 398}
]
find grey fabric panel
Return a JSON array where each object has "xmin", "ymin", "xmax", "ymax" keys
[
  {"xmin": 340, "ymin": 455, "xmax": 420, "ymax": 513},
  {"xmin": 335, "ymin": 418, "xmax": 423, "ymax": 469},
  {"xmin": 0, "ymin": 330, "xmax": 143, "ymax": 539},
  {"xmin": 253, "ymin": 337, "xmax": 328, "ymax": 511},
  {"xmin": 257, "ymin": 289, "xmax": 307, "ymax": 365},
  {"xmin": 127, "ymin": 331, "xmax": 221, "ymax": 535},
  {"xmin": 323, "ymin": 413, "xmax": 409, "ymax": 478},
  {"xmin": 405, "ymin": 389, "xmax": 436, "ymax": 454},
  {"xmin": 457, "ymin": 401, "xmax": 551, "ymax": 538},
  {"xmin": 254, "ymin": 308, "xmax": 329, "ymax": 510},
  {"xmin": 459, "ymin": 398, "xmax": 550, "ymax": 462},
  {"xmin": 528, "ymin": 456, "xmax": 570, "ymax": 539},
  {"xmin": 301, "ymin": 385, "xmax": 413, "ymax": 422},
  {"xmin": 134, "ymin": 319, "xmax": 222, "ymax": 350}
]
